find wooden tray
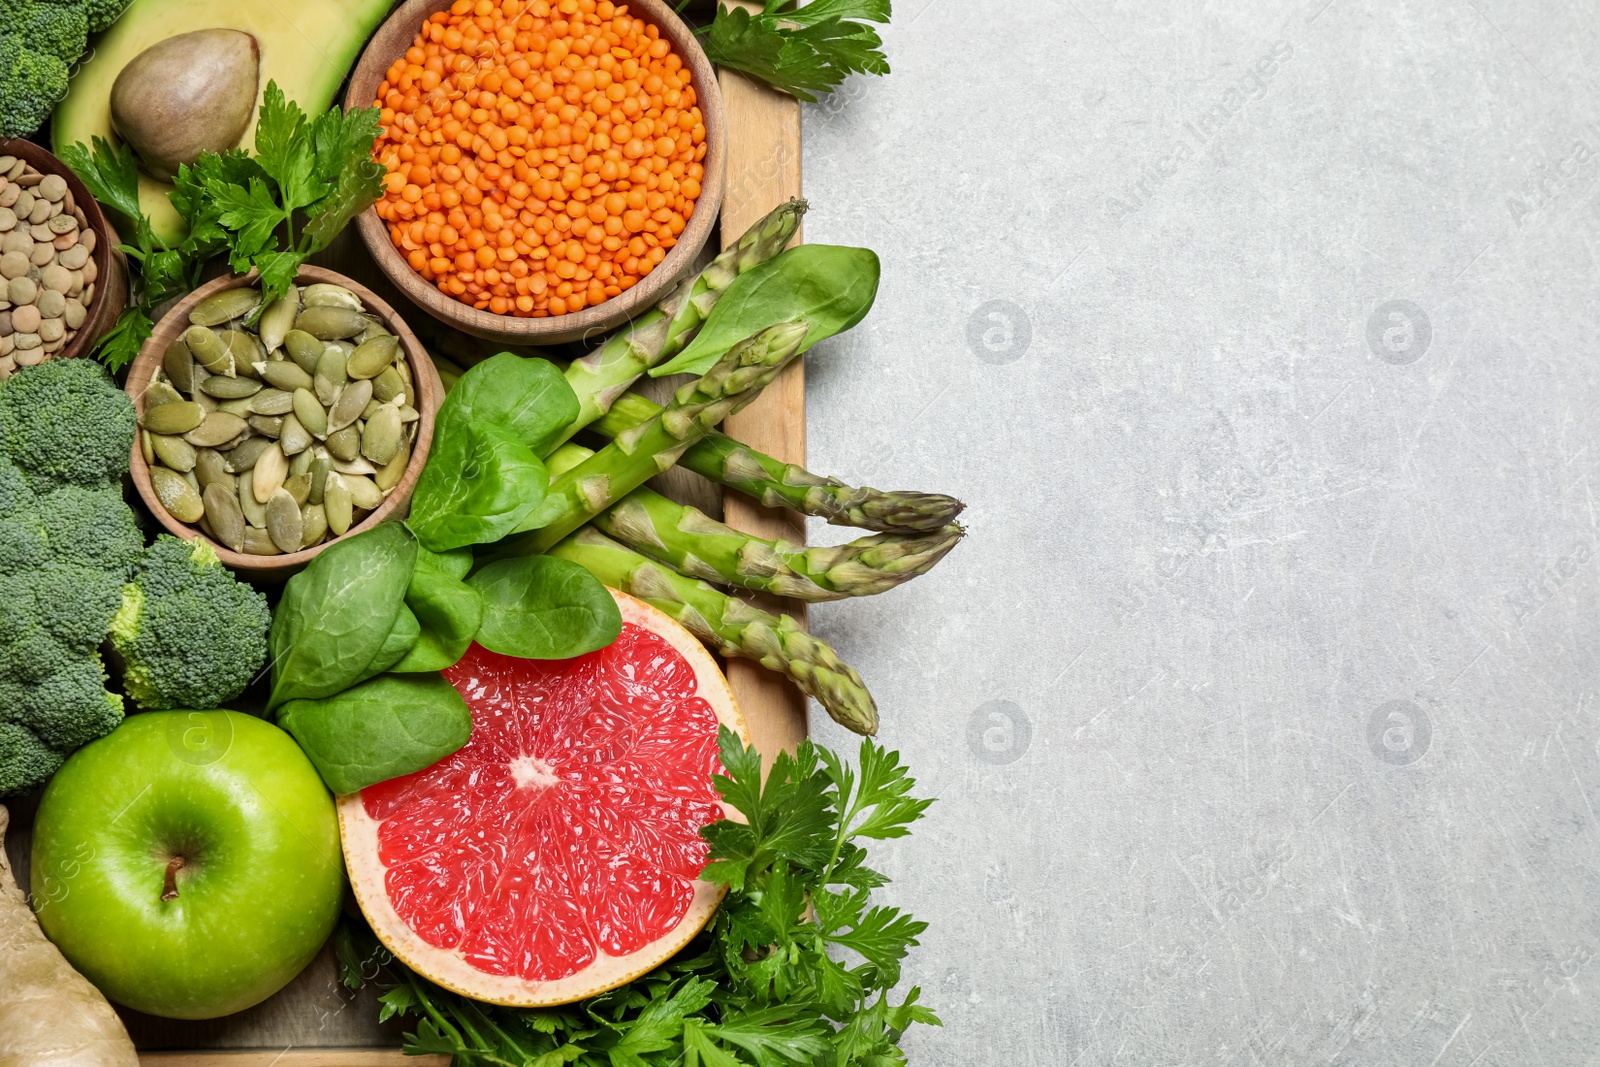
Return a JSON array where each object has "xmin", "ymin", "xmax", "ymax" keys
[{"xmin": 1, "ymin": 22, "xmax": 808, "ymax": 1067}]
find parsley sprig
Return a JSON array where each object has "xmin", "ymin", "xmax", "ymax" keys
[
  {"xmin": 59, "ymin": 81, "xmax": 385, "ymax": 372},
  {"xmin": 698, "ymin": 1, "xmax": 892, "ymax": 102},
  {"xmin": 338, "ymin": 727, "xmax": 938, "ymax": 1067}
]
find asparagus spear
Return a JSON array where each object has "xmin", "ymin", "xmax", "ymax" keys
[
  {"xmin": 594, "ymin": 483, "xmax": 965, "ymax": 601},
  {"xmin": 502, "ymin": 321, "xmax": 811, "ymax": 554},
  {"xmin": 549, "ymin": 528, "xmax": 879, "ymax": 735},
  {"xmin": 592, "ymin": 392, "xmax": 968, "ymax": 533},
  {"xmin": 554, "ymin": 198, "xmax": 807, "ymax": 448}
]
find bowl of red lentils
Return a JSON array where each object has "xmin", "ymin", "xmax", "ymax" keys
[{"xmin": 346, "ymin": 0, "xmax": 724, "ymax": 345}]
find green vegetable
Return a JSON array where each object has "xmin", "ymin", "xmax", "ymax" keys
[
  {"xmin": 266, "ymin": 522, "xmax": 418, "ymax": 711},
  {"xmin": 0, "ymin": 360, "xmax": 265, "ymax": 794},
  {"xmin": 277, "ymin": 673, "xmax": 472, "ymax": 795},
  {"xmin": 504, "ymin": 322, "xmax": 811, "ymax": 554},
  {"xmin": 408, "ymin": 354, "xmax": 575, "ymax": 552},
  {"xmin": 61, "ymin": 81, "xmax": 385, "ymax": 371},
  {"xmin": 554, "ymin": 197, "xmax": 807, "ymax": 448},
  {"xmin": 652, "ymin": 246, "xmax": 880, "ymax": 378},
  {"xmin": 0, "ymin": 0, "xmax": 132, "ymax": 139},
  {"xmin": 550, "ymin": 528, "xmax": 879, "ymax": 735},
  {"xmin": 367, "ymin": 603, "xmax": 422, "ymax": 677},
  {"xmin": 108, "ymin": 535, "xmax": 272, "ymax": 712},
  {"xmin": 466, "ymin": 556, "xmax": 622, "ymax": 661},
  {"xmin": 599, "ymin": 394, "xmax": 967, "ymax": 532},
  {"xmin": 701, "ymin": 0, "xmax": 891, "ymax": 103},
  {"xmin": 341, "ymin": 728, "xmax": 936, "ymax": 1066},
  {"xmin": 390, "ymin": 564, "xmax": 482, "ymax": 674},
  {"xmin": 589, "ymin": 475, "xmax": 966, "ymax": 601}
]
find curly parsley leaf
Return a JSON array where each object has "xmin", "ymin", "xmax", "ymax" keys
[{"xmin": 702, "ymin": 0, "xmax": 891, "ymax": 102}]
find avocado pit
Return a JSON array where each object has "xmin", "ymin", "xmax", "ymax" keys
[{"xmin": 110, "ymin": 29, "xmax": 262, "ymax": 182}]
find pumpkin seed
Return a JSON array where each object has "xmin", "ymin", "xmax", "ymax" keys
[
  {"xmin": 249, "ymin": 387, "xmax": 295, "ymax": 416},
  {"xmin": 395, "ymin": 357, "xmax": 416, "ymax": 409},
  {"xmin": 375, "ymin": 439, "xmax": 411, "ymax": 491},
  {"xmin": 260, "ymin": 360, "xmax": 313, "ymax": 392},
  {"xmin": 327, "ymin": 377, "xmax": 371, "ymax": 433},
  {"xmin": 347, "ymin": 334, "xmax": 398, "ymax": 379},
  {"xmin": 248, "ymin": 415, "xmax": 284, "ymax": 438},
  {"xmin": 183, "ymin": 411, "xmax": 247, "ymax": 448},
  {"xmin": 142, "ymin": 400, "xmax": 204, "ymax": 434},
  {"xmin": 140, "ymin": 429, "xmax": 154, "ymax": 466},
  {"xmin": 292, "ymin": 388, "xmax": 327, "ymax": 436},
  {"xmin": 163, "ymin": 339, "xmax": 197, "ymax": 393},
  {"xmin": 194, "ymin": 449, "xmax": 230, "ymax": 489},
  {"xmin": 202, "ymin": 483, "xmax": 246, "ymax": 552},
  {"xmin": 324, "ymin": 474, "xmax": 353, "ymax": 535},
  {"xmin": 284, "ymin": 472, "xmax": 312, "ymax": 508},
  {"xmin": 301, "ymin": 282, "xmax": 363, "ymax": 310},
  {"xmin": 398, "ymin": 404, "xmax": 420, "ymax": 423},
  {"xmin": 330, "ymin": 456, "xmax": 377, "ymax": 476},
  {"xmin": 300, "ymin": 503, "xmax": 328, "ymax": 548},
  {"xmin": 279, "ymin": 413, "xmax": 311, "ymax": 456},
  {"xmin": 238, "ymin": 468, "xmax": 268, "ymax": 527},
  {"xmin": 361, "ymin": 405, "xmax": 402, "ymax": 465},
  {"xmin": 252, "ymin": 442, "xmax": 287, "ymax": 502},
  {"xmin": 150, "ymin": 433, "xmax": 197, "ymax": 472},
  {"xmin": 199, "ymin": 374, "xmax": 261, "ymax": 399},
  {"xmin": 288, "ymin": 446, "xmax": 316, "ymax": 478},
  {"xmin": 143, "ymin": 379, "xmax": 184, "ymax": 408},
  {"xmin": 189, "ymin": 287, "xmax": 260, "ymax": 327},
  {"xmin": 185, "ymin": 325, "xmax": 235, "ymax": 376},
  {"xmin": 218, "ymin": 330, "xmax": 263, "ymax": 376},
  {"xmin": 371, "ymin": 365, "xmax": 404, "ymax": 402},
  {"xmin": 257, "ymin": 291, "xmax": 298, "ymax": 352},
  {"xmin": 215, "ymin": 397, "xmax": 255, "ymax": 417},
  {"xmin": 295, "ymin": 304, "xmax": 367, "ymax": 340},
  {"xmin": 193, "ymin": 389, "xmax": 218, "ymax": 413},
  {"xmin": 361, "ymin": 398, "xmax": 384, "ymax": 420},
  {"xmin": 223, "ymin": 436, "xmax": 273, "ymax": 473},
  {"xmin": 326, "ymin": 424, "xmax": 361, "ymax": 461},
  {"xmin": 242, "ymin": 527, "xmax": 281, "ymax": 555},
  {"xmin": 308, "ymin": 454, "xmax": 331, "ymax": 504},
  {"xmin": 151, "ymin": 466, "xmax": 203, "ymax": 523},
  {"xmin": 344, "ymin": 474, "xmax": 383, "ymax": 510},
  {"xmin": 284, "ymin": 329, "xmax": 324, "ymax": 372},
  {"xmin": 314, "ymin": 347, "xmax": 347, "ymax": 405}
]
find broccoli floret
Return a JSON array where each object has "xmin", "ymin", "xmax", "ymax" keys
[
  {"xmin": 109, "ymin": 535, "xmax": 271, "ymax": 712},
  {"xmin": 36, "ymin": 484, "xmax": 145, "ymax": 574},
  {"xmin": 0, "ymin": 1, "xmax": 88, "ymax": 64},
  {"xmin": 0, "ymin": 507, "xmax": 48, "ymax": 574},
  {"xmin": 22, "ymin": 662, "xmax": 123, "ymax": 751},
  {"xmin": 1, "ymin": 359, "xmax": 135, "ymax": 487},
  {"xmin": 0, "ymin": 457, "xmax": 28, "ymax": 513},
  {"xmin": 0, "ymin": 36, "xmax": 69, "ymax": 141},
  {"xmin": 0, "ymin": 626, "xmax": 73, "ymax": 686},
  {"xmin": 84, "ymin": 0, "xmax": 133, "ymax": 33},
  {"xmin": 0, "ymin": 722, "xmax": 63, "ymax": 796},
  {"xmin": 32, "ymin": 563, "xmax": 124, "ymax": 648}
]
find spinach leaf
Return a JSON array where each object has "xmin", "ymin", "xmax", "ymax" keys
[
  {"xmin": 651, "ymin": 245, "xmax": 880, "ymax": 377},
  {"xmin": 266, "ymin": 522, "xmax": 418, "ymax": 710},
  {"xmin": 408, "ymin": 356, "xmax": 579, "ymax": 552},
  {"xmin": 467, "ymin": 556, "xmax": 621, "ymax": 659},
  {"xmin": 365, "ymin": 603, "xmax": 421, "ymax": 677},
  {"xmin": 416, "ymin": 544, "xmax": 474, "ymax": 582},
  {"xmin": 277, "ymin": 673, "xmax": 472, "ymax": 795},
  {"xmin": 391, "ymin": 567, "xmax": 483, "ymax": 674}
]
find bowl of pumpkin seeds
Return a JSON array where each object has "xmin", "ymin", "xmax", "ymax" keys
[{"xmin": 125, "ymin": 265, "xmax": 441, "ymax": 577}]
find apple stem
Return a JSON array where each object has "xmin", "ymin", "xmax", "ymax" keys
[{"xmin": 161, "ymin": 855, "xmax": 185, "ymax": 901}]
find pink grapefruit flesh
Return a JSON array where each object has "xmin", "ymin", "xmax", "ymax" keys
[{"xmin": 340, "ymin": 590, "xmax": 748, "ymax": 1006}]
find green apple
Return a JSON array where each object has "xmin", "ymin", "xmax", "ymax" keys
[{"xmin": 30, "ymin": 710, "xmax": 344, "ymax": 1020}]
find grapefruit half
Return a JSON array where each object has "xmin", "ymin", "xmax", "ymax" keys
[{"xmin": 339, "ymin": 590, "xmax": 748, "ymax": 1006}]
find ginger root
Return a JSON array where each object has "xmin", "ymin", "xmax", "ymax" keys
[{"xmin": 0, "ymin": 805, "xmax": 139, "ymax": 1067}]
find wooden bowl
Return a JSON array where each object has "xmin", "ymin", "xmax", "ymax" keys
[
  {"xmin": 0, "ymin": 138, "xmax": 126, "ymax": 368},
  {"xmin": 125, "ymin": 266, "xmax": 442, "ymax": 580},
  {"xmin": 344, "ymin": 0, "xmax": 726, "ymax": 346}
]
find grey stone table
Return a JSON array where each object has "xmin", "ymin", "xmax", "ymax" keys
[{"xmin": 798, "ymin": 1, "xmax": 1600, "ymax": 1063}]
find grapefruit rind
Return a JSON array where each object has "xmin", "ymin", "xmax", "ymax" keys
[{"xmin": 339, "ymin": 588, "xmax": 750, "ymax": 1007}]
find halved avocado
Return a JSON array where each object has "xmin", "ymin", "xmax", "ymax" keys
[{"xmin": 54, "ymin": 0, "xmax": 393, "ymax": 244}]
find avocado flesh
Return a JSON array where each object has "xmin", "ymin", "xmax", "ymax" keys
[{"xmin": 54, "ymin": 0, "xmax": 393, "ymax": 244}]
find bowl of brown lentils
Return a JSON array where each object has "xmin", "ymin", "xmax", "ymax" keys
[
  {"xmin": 125, "ymin": 265, "xmax": 441, "ymax": 578},
  {"xmin": 0, "ymin": 139, "xmax": 126, "ymax": 376}
]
